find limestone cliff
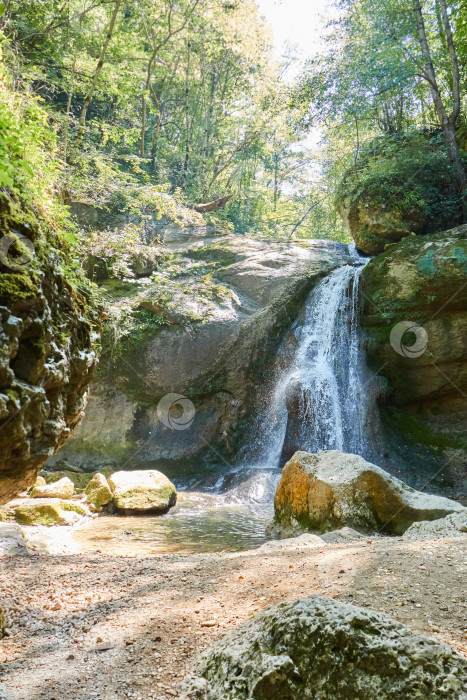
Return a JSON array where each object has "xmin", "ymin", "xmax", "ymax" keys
[
  {"xmin": 48, "ymin": 209, "xmax": 350, "ymax": 482},
  {"xmin": 361, "ymin": 224, "xmax": 467, "ymax": 497},
  {"xmin": 0, "ymin": 191, "xmax": 100, "ymax": 503}
]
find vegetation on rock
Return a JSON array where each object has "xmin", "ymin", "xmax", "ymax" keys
[{"xmin": 0, "ymin": 44, "xmax": 100, "ymax": 503}]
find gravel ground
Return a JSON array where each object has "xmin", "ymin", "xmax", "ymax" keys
[{"xmin": 1, "ymin": 534, "xmax": 466, "ymax": 699}]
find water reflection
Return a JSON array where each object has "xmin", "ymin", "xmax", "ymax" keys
[{"xmin": 73, "ymin": 492, "xmax": 273, "ymax": 555}]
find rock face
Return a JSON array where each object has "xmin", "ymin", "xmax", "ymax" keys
[
  {"xmin": 31, "ymin": 477, "xmax": 74, "ymax": 500},
  {"xmin": 47, "ymin": 211, "xmax": 350, "ymax": 481},
  {"xmin": 181, "ymin": 595, "xmax": 467, "ymax": 700},
  {"xmin": 339, "ymin": 201, "xmax": 424, "ymax": 256},
  {"xmin": 108, "ymin": 470, "xmax": 176, "ymax": 512},
  {"xmin": 273, "ymin": 451, "xmax": 465, "ymax": 535},
  {"xmin": 361, "ymin": 225, "xmax": 467, "ymax": 496},
  {"xmin": 0, "ymin": 191, "xmax": 99, "ymax": 504},
  {"xmin": 85, "ymin": 473, "xmax": 113, "ymax": 508}
]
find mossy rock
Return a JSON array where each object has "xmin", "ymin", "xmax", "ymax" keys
[
  {"xmin": 85, "ymin": 473, "xmax": 113, "ymax": 508},
  {"xmin": 0, "ymin": 189, "xmax": 100, "ymax": 505},
  {"xmin": 360, "ymin": 225, "xmax": 467, "ymax": 492},
  {"xmin": 108, "ymin": 470, "xmax": 177, "ymax": 512},
  {"xmin": 14, "ymin": 498, "xmax": 88, "ymax": 525},
  {"xmin": 31, "ymin": 477, "xmax": 74, "ymax": 499},
  {"xmin": 337, "ymin": 130, "xmax": 463, "ymax": 254},
  {"xmin": 43, "ymin": 470, "xmax": 94, "ymax": 490},
  {"xmin": 61, "ymin": 502, "xmax": 87, "ymax": 516},
  {"xmin": 14, "ymin": 501, "xmax": 68, "ymax": 526}
]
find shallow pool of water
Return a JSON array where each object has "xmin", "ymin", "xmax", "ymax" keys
[{"xmin": 73, "ymin": 492, "xmax": 274, "ymax": 555}]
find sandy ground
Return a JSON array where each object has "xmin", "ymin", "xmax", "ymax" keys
[{"xmin": 0, "ymin": 534, "xmax": 466, "ymax": 700}]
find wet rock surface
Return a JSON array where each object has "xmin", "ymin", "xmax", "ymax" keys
[
  {"xmin": 361, "ymin": 225, "xmax": 467, "ymax": 497},
  {"xmin": 49, "ymin": 229, "xmax": 351, "ymax": 480},
  {"xmin": 273, "ymin": 450, "xmax": 465, "ymax": 535},
  {"xmin": 181, "ymin": 595, "xmax": 467, "ymax": 699}
]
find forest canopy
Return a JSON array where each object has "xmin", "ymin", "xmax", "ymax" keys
[{"xmin": 1, "ymin": 0, "xmax": 466, "ymax": 241}]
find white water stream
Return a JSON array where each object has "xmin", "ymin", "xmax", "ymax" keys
[{"xmin": 243, "ymin": 248, "xmax": 380, "ymax": 473}]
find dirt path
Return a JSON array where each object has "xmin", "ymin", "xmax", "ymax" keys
[{"xmin": 1, "ymin": 534, "xmax": 466, "ymax": 699}]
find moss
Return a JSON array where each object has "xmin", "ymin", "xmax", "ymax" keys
[
  {"xmin": 44, "ymin": 470, "xmax": 93, "ymax": 490},
  {"xmin": 416, "ymin": 251, "xmax": 436, "ymax": 279},
  {"xmin": 61, "ymin": 502, "xmax": 87, "ymax": 515},
  {"xmin": 385, "ymin": 407, "xmax": 465, "ymax": 452},
  {"xmin": 0, "ymin": 272, "xmax": 39, "ymax": 305},
  {"xmin": 189, "ymin": 244, "xmax": 237, "ymax": 264},
  {"xmin": 14, "ymin": 503, "xmax": 64, "ymax": 525}
]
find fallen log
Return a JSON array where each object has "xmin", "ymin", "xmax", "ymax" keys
[{"xmin": 193, "ymin": 195, "xmax": 233, "ymax": 213}]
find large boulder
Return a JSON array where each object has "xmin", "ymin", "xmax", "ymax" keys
[
  {"xmin": 0, "ymin": 190, "xmax": 99, "ymax": 504},
  {"xmin": 108, "ymin": 470, "xmax": 176, "ymax": 512},
  {"xmin": 46, "ymin": 216, "xmax": 350, "ymax": 482},
  {"xmin": 273, "ymin": 451, "xmax": 465, "ymax": 535},
  {"xmin": 361, "ymin": 225, "xmax": 467, "ymax": 496},
  {"xmin": 181, "ymin": 595, "xmax": 467, "ymax": 699},
  {"xmin": 85, "ymin": 472, "xmax": 113, "ymax": 508},
  {"xmin": 337, "ymin": 131, "xmax": 462, "ymax": 255},
  {"xmin": 31, "ymin": 476, "xmax": 74, "ymax": 499}
]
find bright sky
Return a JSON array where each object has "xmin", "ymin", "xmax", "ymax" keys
[{"xmin": 256, "ymin": 0, "xmax": 333, "ymax": 62}]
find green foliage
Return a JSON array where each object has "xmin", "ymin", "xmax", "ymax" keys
[
  {"xmin": 3, "ymin": 0, "xmax": 349, "ymax": 244},
  {"xmin": 295, "ymin": 0, "xmax": 467, "ymax": 234}
]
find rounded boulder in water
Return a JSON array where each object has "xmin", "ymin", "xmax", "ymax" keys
[{"xmin": 108, "ymin": 470, "xmax": 177, "ymax": 512}]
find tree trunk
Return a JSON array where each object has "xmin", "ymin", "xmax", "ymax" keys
[
  {"xmin": 140, "ymin": 95, "xmax": 146, "ymax": 158},
  {"xmin": 193, "ymin": 195, "xmax": 232, "ymax": 213},
  {"xmin": 182, "ymin": 41, "xmax": 192, "ymax": 189},
  {"xmin": 412, "ymin": 0, "xmax": 466, "ymax": 216}
]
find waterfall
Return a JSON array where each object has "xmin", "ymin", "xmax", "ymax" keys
[{"xmin": 243, "ymin": 248, "xmax": 381, "ymax": 472}]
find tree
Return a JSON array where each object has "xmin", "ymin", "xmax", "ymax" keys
[
  {"xmin": 74, "ymin": 0, "xmax": 123, "ymax": 149},
  {"xmin": 412, "ymin": 0, "xmax": 466, "ymax": 207},
  {"xmin": 295, "ymin": 0, "xmax": 467, "ymax": 221}
]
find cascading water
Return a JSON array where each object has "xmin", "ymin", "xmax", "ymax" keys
[
  {"xmin": 75, "ymin": 247, "xmax": 384, "ymax": 555},
  {"xmin": 243, "ymin": 247, "xmax": 381, "ymax": 473}
]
